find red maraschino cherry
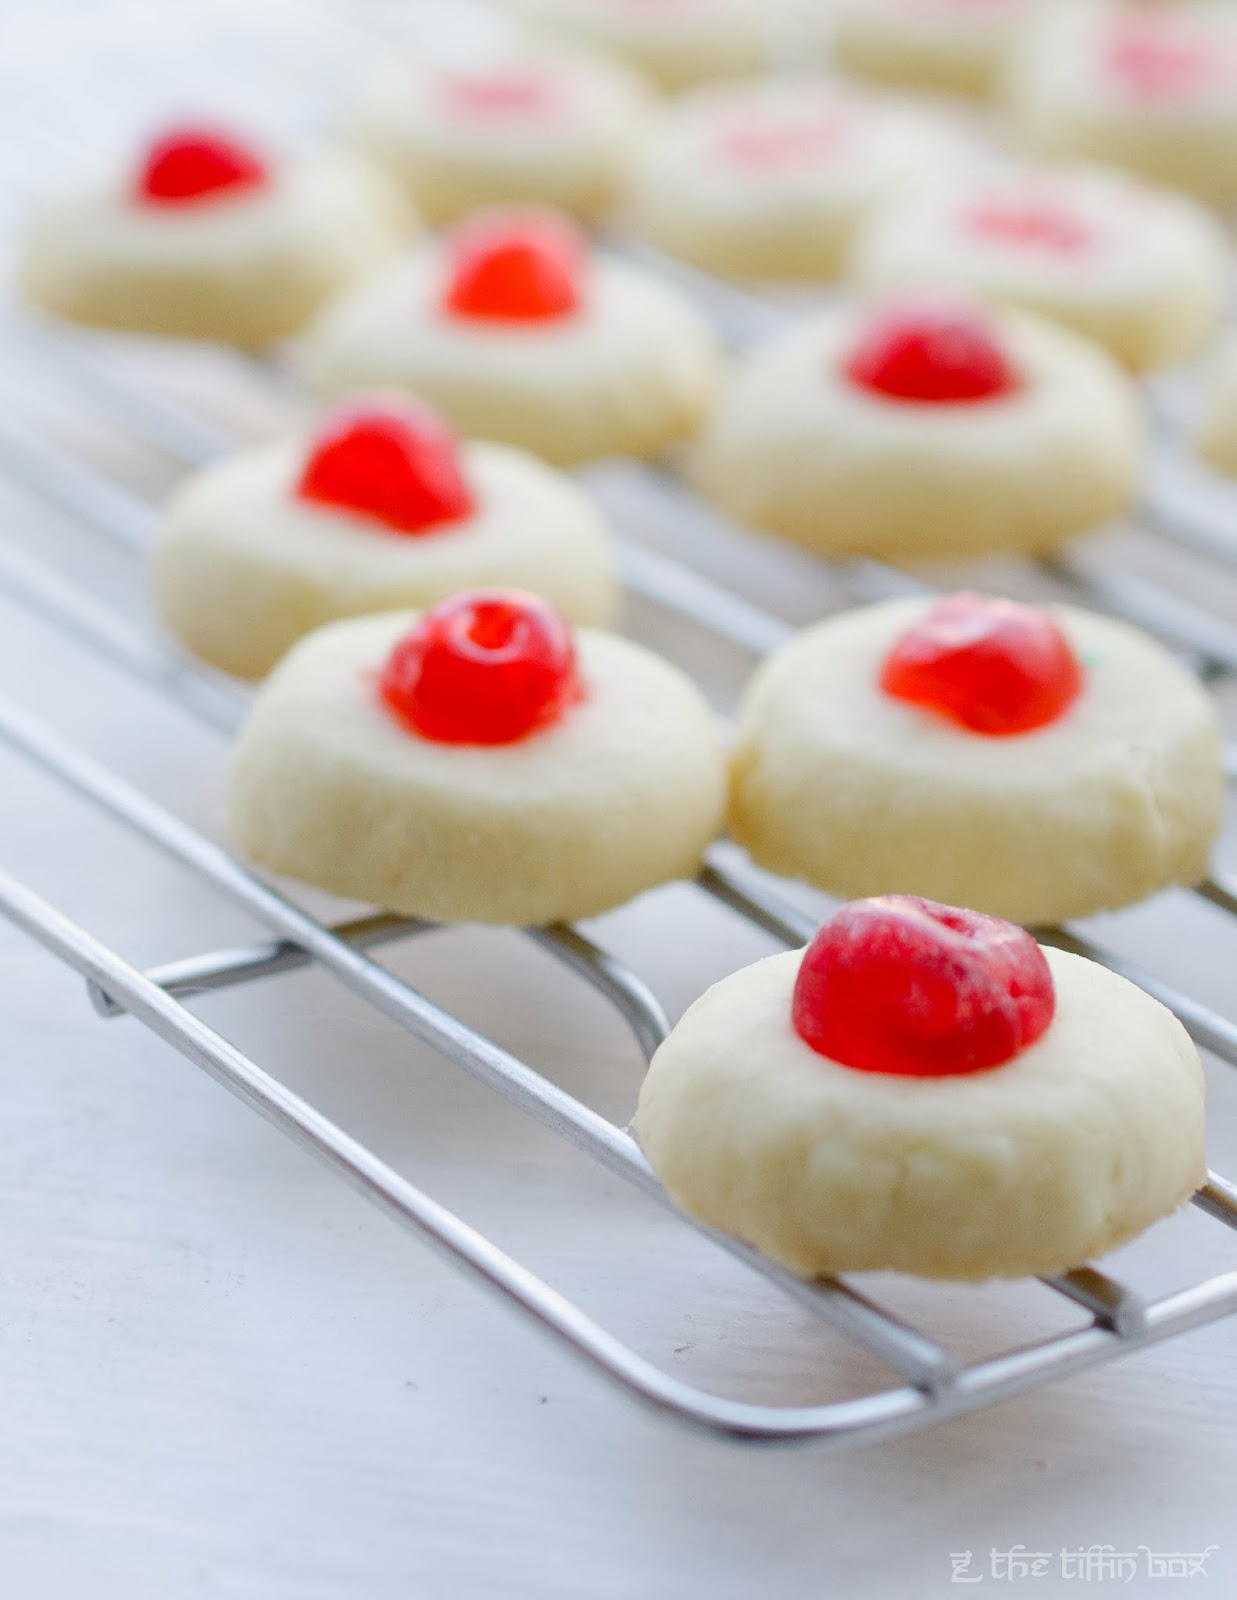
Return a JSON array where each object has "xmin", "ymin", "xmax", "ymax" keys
[
  {"xmin": 844, "ymin": 297, "xmax": 1018, "ymax": 404},
  {"xmin": 296, "ymin": 397, "xmax": 475, "ymax": 535},
  {"xmin": 379, "ymin": 590, "xmax": 582, "ymax": 744},
  {"xmin": 135, "ymin": 125, "xmax": 268, "ymax": 205},
  {"xmin": 441, "ymin": 211, "xmax": 585, "ymax": 322},
  {"xmin": 880, "ymin": 592, "xmax": 1083, "ymax": 737},
  {"xmin": 792, "ymin": 895, "xmax": 1055, "ymax": 1077}
]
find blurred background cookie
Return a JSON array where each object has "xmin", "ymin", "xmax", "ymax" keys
[
  {"xmin": 19, "ymin": 121, "xmax": 412, "ymax": 347},
  {"xmin": 154, "ymin": 394, "xmax": 619, "ymax": 679},
  {"xmin": 300, "ymin": 207, "xmax": 721, "ymax": 465},
  {"xmin": 1004, "ymin": 0, "xmax": 1237, "ymax": 206},
  {"xmin": 689, "ymin": 295, "xmax": 1141, "ymax": 559},
  {"xmin": 624, "ymin": 76, "xmax": 966, "ymax": 282},
  {"xmin": 348, "ymin": 42, "xmax": 649, "ymax": 225}
]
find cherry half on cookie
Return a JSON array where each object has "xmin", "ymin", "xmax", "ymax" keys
[
  {"xmin": 442, "ymin": 210, "xmax": 586, "ymax": 322},
  {"xmin": 881, "ymin": 592, "xmax": 1083, "ymax": 736},
  {"xmin": 296, "ymin": 396, "xmax": 476, "ymax": 535},
  {"xmin": 792, "ymin": 894, "xmax": 1056, "ymax": 1076},
  {"xmin": 844, "ymin": 297, "xmax": 1018, "ymax": 403},
  {"xmin": 380, "ymin": 589, "xmax": 582, "ymax": 744},
  {"xmin": 136, "ymin": 125, "xmax": 269, "ymax": 205}
]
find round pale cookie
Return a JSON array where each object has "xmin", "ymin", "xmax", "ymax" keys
[
  {"xmin": 830, "ymin": 0, "xmax": 1039, "ymax": 99},
  {"xmin": 1195, "ymin": 331, "xmax": 1237, "ymax": 479},
  {"xmin": 154, "ymin": 438, "xmax": 618, "ymax": 681},
  {"xmin": 729, "ymin": 597, "xmax": 1223, "ymax": 925},
  {"xmin": 850, "ymin": 162, "xmax": 1229, "ymax": 371},
  {"xmin": 513, "ymin": 0, "xmax": 772, "ymax": 91},
  {"xmin": 635, "ymin": 944, "xmax": 1205, "ymax": 1280},
  {"xmin": 688, "ymin": 302, "xmax": 1141, "ymax": 560},
  {"xmin": 1003, "ymin": 2, "xmax": 1237, "ymax": 207},
  {"xmin": 623, "ymin": 76, "xmax": 965, "ymax": 283},
  {"xmin": 298, "ymin": 242, "xmax": 721, "ymax": 466},
  {"xmin": 230, "ymin": 610, "xmax": 727, "ymax": 924},
  {"xmin": 19, "ymin": 146, "xmax": 411, "ymax": 349},
  {"xmin": 348, "ymin": 44, "xmax": 649, "ymax": 225}
]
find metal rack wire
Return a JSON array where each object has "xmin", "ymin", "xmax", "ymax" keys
[{"xmin": 2, "ymin": 306, "xmax": 1237, "ymax": 1449}]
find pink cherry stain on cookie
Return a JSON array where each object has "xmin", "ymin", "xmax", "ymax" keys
[
  {"xmin": 379, "ymin": 589, "xmax": 583, "ymax": 744},
  {"xmin": 1106, "ymin": 19, "xmax": 1233, "ymax": 102},
  {"xmin": 792, "ymin": 895, "xmax": 1056, "ymax": 1076},
  {"xmin": 439, "ymin": 70, "xmax": 568, "ymax": 121},
  {"xmin": 963, "ymin": 197, "xmax": 1096, "ymax": 255},
  {"xmin": 296, "ymin": 397, "xmax": 476, "ymax": 535},
  {"xmin": 718, "ymin": 107, "xmax": 852, "ymax": 171},
  {"xmin": 880, "ymin": 592, "xmax": 1084, "ymax": 737}
]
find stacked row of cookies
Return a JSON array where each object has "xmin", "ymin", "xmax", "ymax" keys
[
  {"xmin": 19, "ymin": 19, "xmax": 1237, "ymax": 523},
  {"xmin": 13, "ymin": 0, "xmax": 1230, "ymax": 1290},
  {"xmin": 16, "ymin": 154, "xmax": 1223, "ymax": 563}
]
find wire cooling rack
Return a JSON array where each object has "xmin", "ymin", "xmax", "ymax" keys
[{"xmin": 2, "ymin": 282, "xmax": 1237, "ymax": 1449}]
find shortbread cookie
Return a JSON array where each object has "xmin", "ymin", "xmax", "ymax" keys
[
  {"xmin": 830, "ymin": 0, "xmax": 1039, "ymax": 99},
  {"xmin": 1004, "ymin": 2, "xmax": 1237, "ymax": 206},
  {"xmin": 349, "ymin": 43, "xmax": 649, "ymax": 224},
  {"xmin": 624, "ymin": 77, "xmax": 964, "ymax": 283},
  {"xmin": 636, "ymin": 896, "xmax": 1205, "ymax": 1280},
  {"xmin": 689, "ymin": 296, "xmax": 1141, "ymax": 559},
  {"xmin": 515, "ymin": 0, "xmax": 772, "ymax": 91},
  {"xmin": 230, "ymin": 593, "xmax": 727, "ymax": 924},
  {"xmin": 299, "ymin": 208, "xmax": 721, "ymax": 466},
  {"xmin": 850, "ymin": 161, "xmax": 1228, "ymax": 371},
  {"xmin": 729, "ymin": 593, "xmax": 1223, "ymax": 925},
  {"xmin": 1195, "ymin": 331, "xmax": 1237, "ymax": 479},
  {"xmin": 154, "ymin": 396, "xmax": 618, "ymax": 680},
  {"xmin": 19, "ymin": 124, "xmax": 411, "ymax": 348}
]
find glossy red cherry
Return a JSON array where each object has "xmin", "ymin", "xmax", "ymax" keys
[
  {"xmin": 135, "ymin": 125, "xmax": 268, "ymax": 205},
  {"xmin": 441, "ymin": 211, "xmax": 585, "ymax": 322},
  {"xmin": 792, "ymin": 895, "xmax": 1055, "ymax": 1077},
  {"xmin": 844, "ymin": 298, "xmax": 1018, "ymax": 404},
  {"xmin": 379, "ymin": 590, "xmax": 582, "ymax": 744},
  {"xmin": 880, "ymin": 593, "xmax": 1083, "ymax": 737},
  {"xmin": 295, "ymin": 397, "xmax": 475, "ymax": 536},
  {"xmin": 964, "ymin": 198, "xmax": 1094, "ymax": 255}
]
